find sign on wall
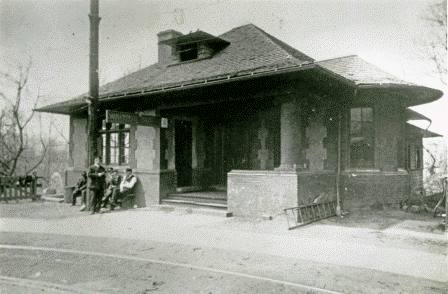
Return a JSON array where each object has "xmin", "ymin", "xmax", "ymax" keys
[{"xmin": 105, "ymin": 110, "xmax": 168, "ymax": 128}]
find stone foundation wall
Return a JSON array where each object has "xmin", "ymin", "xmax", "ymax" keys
[
  {"xmin": 297, "ymin": 171, "xmax": 336, "ymax": 205},
  {"xmin": 135, "ymin": 170, "xmax": 176, "ymax": 206},
  {"xmin": 341, "ymin": 171, "xmax": 410, "ymax": 210},
  {"xmin": 228, "ymin": 170, "xmax": 298, "ymax": 217},
  {"xmin": 409, "ymin": 169, "xmax": 424, "ymax": 194},
  {"xmin": 228, "ymin": 170, "xmax": 337, "ymax": 217}
]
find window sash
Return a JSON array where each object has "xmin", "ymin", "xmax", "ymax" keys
[
  {"xmin": 405, "ymin": 144, "xmax": 422, "ymax": 170},
  {"xmin": 100, "ymin": 123, "xmax": 130, "ymax": 165},
  {"xmin": 349, "ymin": 107, "xmax": 374, "ymax": 168}
]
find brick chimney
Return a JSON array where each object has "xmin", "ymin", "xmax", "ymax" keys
[{"xmin": 157, "ymin": 30, "xmax": 183, "ymax": 64}]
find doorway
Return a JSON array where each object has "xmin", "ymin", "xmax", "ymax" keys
[
  {"xmin": 210, "ymin": 122, "xmax": 249, "ymax": 187},
  {"xmin": 175, "ymin": 120, "xmax": 193, "ymax": 187}
]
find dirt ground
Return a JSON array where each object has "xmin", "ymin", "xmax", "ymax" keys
[
  {"xmin": 320, "ymin": 208, "xmax": 445, "ymax": 230},
  {"xmin": 0, "ymin": 199, "xmax": 443, "ymax": 223},
  {"xmin": 0, "ymin": 199, "xmax": 103, "ymax": 220},
  {"xmin": 0, "ymin": 199, "xmax": 447, "ymax": 294},
  {"xmin": 0, "ymin": 199, "xmax": 446, "ymax": 235}
]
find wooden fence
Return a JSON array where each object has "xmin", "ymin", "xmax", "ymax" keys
[{"xmin": 0, "ymin": 176, "xmax": 41, "ymax": 202}]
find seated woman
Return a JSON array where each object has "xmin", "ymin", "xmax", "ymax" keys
[{"xmin": 110, "ymin": 168, "xmax": 137, "ymax": 210}]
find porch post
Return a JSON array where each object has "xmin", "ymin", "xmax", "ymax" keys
[{"xmin": 276, "ymin": 98, "xmax": 302, "ymax": 171}]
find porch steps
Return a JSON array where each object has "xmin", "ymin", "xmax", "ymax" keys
[
  {"xmin": 159, "ymin": 190, "xmax": 231, "ymax": 217},
  {"xmin": 41, "ymin": 194, "xmax": 65, "ymax": 203},
  {"xmin": 150, "ymin": 204, "xmax": 233, "ymax": 218},
  {"xmin": 161, "ymin": 196, "xmax": 227, "ymax": 209}
]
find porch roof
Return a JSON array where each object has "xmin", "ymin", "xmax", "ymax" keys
[
  {"xmin": 406, "ymin": 109, "xmax": 432, "ymax": 122},
  {"xmin": 406, "ymin": 123, "xmax": 442, "ymax": 138},
  {"xmin": 36, "ymin": 25, "xmax": 443, "ymax": 115},
  {"xmin": 316, "ymin": 55, "xmax": 443, "ymax": 107}
]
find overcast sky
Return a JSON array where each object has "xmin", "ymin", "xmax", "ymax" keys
[{"xmin": 0, "ymin": 0, "xmax": 446, "ymax": 139}]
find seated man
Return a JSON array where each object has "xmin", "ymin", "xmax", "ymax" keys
[
  {"xmin": 71, "ymin": 171, "xmax": 87, "ymax": 206},
  {"xmin": 110, "ymin": 168, "xmax": 137, "ymax": 210},
  {"xmin": 102, "ymin": 169, "xmax": 121, "ymax": 208}
]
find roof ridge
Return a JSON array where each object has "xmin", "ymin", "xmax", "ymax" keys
[
  {"xmin": 220, "ymin": 23, "xmax": 314, "ymax": 63},
  {"xmin": 316, "ymin": 55, "xmax": 358, "ymax": 63},
  {"xmin": 250, "ymin": 24, "xmax": 314, "ymax": 62},
  {"xmin": 219, "ymin": 23, "xmax": 255, "ymax": 36}
]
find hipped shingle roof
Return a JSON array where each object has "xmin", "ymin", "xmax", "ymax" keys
[{"xmin": 36, "ymin": 24, "xmax": 442, "ymax": 115}]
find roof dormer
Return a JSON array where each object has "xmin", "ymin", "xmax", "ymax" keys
[{"xmin": 158, "ymin": 30, "xmax": 230, "ymax": 64}]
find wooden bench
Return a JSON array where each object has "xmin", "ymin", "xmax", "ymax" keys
[{"xmin": 116, "ymin": 193, "xmax": 136, "ymax": 209}]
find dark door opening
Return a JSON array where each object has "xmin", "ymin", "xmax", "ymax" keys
[
  {"xmin": 175, "ymin": 120, "xmax": 193, "ymax": 187},
  {"xmin": 210, "ymin": 122, "xmax": 249, "ymax": 187}
]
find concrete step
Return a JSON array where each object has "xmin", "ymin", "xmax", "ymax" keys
[
  {"xmin": 148, "ymin": 204, "xmax": 233, "ymax": 217},
  {"xmin": 168, "ymin": 191, "xmax": 227, "ymax": 200},
  {"xmin": 42, "ymin": 195, "xmax": 65, "ymax": 203},
  {"xmin": 166, "ymin": 195, "xmax": 227, "ymax": 204},
  {"xmin": 161, "ymin": 198, "xmax": 227, "ymax": 209}
]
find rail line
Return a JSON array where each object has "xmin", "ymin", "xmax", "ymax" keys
[{"xmin": 0, "ymin": 244, "xmax": 346, "ymax": 294}]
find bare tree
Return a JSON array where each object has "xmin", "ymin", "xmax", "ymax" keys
[
  {"xmin": 423, "ymin": 138, "xmax": 448, "ymax": 194},
  {"xmin": 420, "ymin": 0, "xmax": 447, "ymax": 84},
  {"xmin": 0, "ymin": 61, "xmax": 48, "ymax": 176}
]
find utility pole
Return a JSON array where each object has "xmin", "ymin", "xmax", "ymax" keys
[{"xmin": 86, "ymin": 0, "xmax": 101, "ymax": 210}]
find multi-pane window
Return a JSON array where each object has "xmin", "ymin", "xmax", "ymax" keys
[
  {"xmin": 350, "ymin": 107, "xmax": 374, "ymax": 167},
  {"xmin": 100, "ymin": 122, "xmax": 130, "ymax": 165},
  {"xmin": 405, "ymin": 144, "xmax": 422, "ymax": 170}
]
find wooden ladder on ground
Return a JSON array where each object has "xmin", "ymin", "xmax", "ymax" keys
[{"xmin": 284, "ymin": 200, "xmax": 337, "ymax": 230}]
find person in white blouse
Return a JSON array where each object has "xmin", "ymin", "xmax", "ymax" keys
[{"xmin": 110, "ymin": 168, "xmax": 137, "ymax": 210}]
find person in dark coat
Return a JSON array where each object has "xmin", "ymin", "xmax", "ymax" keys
[
  {"xmin": 71, "ymin": 171, "xmax": 87, "ymax": 206},
  {"xmin": 102, "ymin": 169, "xmax": 121, "ymax": 209},
  {"xmin": 87, "ymin": 156, "xmax": 106, "ymax": 214}
]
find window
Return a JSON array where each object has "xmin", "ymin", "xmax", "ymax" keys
[
  {"xmin": 405, "ymin": 144, "xmax": 422, "ymax": 170},
  {"xmin": 100, "ymin": 122, "xmax": 130, "ymax": 165},
  {"xmin": 350, "ymin": 107, "xmax": 374, "ymax": 167},
  {"xmin": 405, "ymin": 144, "xmax": 411, "ymax": 170},
  {"xmin": 415, "ymin": 148, "xmax": 422, "ymax": 169},
  {"xmin": 178, "ymin": 43, "xmax": 198, "ymax": 62}
]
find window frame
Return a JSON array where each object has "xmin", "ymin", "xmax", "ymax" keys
[
  {"xmin": 100, "ymin": 122, "xmax": 130, "ymax": 166},
  {"xmin": 349, "ymin": 107, "xmax": 375, "ymax": 168},
  {"xmin": 178, "ymin": 43, "xmax": 198, "ymax": 62},
  {"xmin": 405, "ymin": 143, "xmax": 423, "ymax": 170}
]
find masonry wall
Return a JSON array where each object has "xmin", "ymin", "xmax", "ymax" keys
[
  {"xmin": 65, "ymin": 114, "xmax": 176, "ymax": 207},
  {"xmin": 247, "ymin": 107, "xmax": 281, "ymax": 171},
  {"xmin": 65, "ymin": 116, "xmax": 88, "ymax": 187},
  {"xmin": 341, "ymin": 171, "xmax": 410, "ymax": 209},
  {"xmin": 338, "ymin": 102, "xmax": 412, "ymax": 209},
  {"xmin": 409, "ymin": 170, "xmax": 423, "ymax": 194},
  {"xmin": 228, "ymin": 170, "xmax": 298, "ymax": 217},
  {"xmin": 133, "ymin": 124, "xmax": 175, "ymax": 206},
  {"xmin": 405, "ymin": 124, "xmax": 424, "ymax": 195},
  {"xmin": 375, "ymin": 104, "xmax": 403, "ymax": 171},
  {"xmin": 69, "ymin": 116, "xmax": 88, "ymax": 171},
  {"xmin": 228, "ymin": 170, "xmax": 336, "ymax": 216},
  {"xmin": 297, "ymin": 171, "xmax": 336, "ymax": 204}
]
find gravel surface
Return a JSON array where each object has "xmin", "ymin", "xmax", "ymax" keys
[
  {"xmin": 0, "ymin": 200, "xmax": 446, "ymax": 293},
  {"xmin": 1, "ymin": 232, "xmax": 447, "ymax": 294}
]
